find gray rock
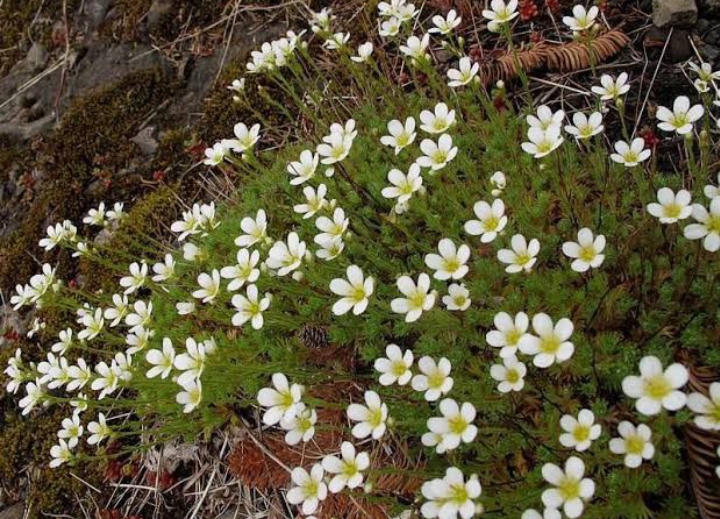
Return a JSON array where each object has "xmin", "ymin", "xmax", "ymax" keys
[
  {"xmin": 702, "ymin": 43, "xmax": 720, "ymax": 61},
  {"xmin": 652, "ymin": 0, "xmax": 698, "ymax": 28},
  {"xmin": 84, "ymin": 0, "xmax": 113, "ymax": 30},
  {"xmin": 26, "ymin": 43, "xmax": 48, "ymax": 70},
  {"xmin": 130, "ymin": 126, "xmax": 158, "ymax": 155},
  {"xmin": 0, "ymin": 504, "xmax": 25, "ymax": 519},
  {"xmin": 147, "ymin": 0, "xmax": 173, "ymax": 30}
]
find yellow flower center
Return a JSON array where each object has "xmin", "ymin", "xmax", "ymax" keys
[
  {"xmin": 573, "ymin": 425, "xmax": 590, "ymax": 442},
  {"xmin": 624, "ymin": 151, "xmax": 639, "ymax": 163},
  {"xmin": 539, "ymin": 336, "xmax": 561, "ymax": 355},
  {"xmin": 433, "ymin": 150, "xmax": 448, "ymax": 164},
  {"xmin": 626, "ymin": 434, "xmax": 645, "ymax": 455},
  {"xmin": 644, "ymin": 375, "xmax": 671, "ymax": 400},
  {"xmin": 578, "ymin": 246, "xmax": 596, "ymax": 263},
  {"xmin": 506, "ymin": 369, "xmax": 520, "ymax": 384},
  {"xmin": 484, "ymin": 216, "xmax": 499, "ymax": 231},
  {"xmin": 449, "ymin": 483, "xmax": 469, "ymax": 504},
  {"xmin": 664, "ymin": 203, "xmax": 682, "ymax": 218},
  {"xmin": 558, "ymin": 477, "xmax": 580, "ymax": 501},
  {"xmin": 351, "ymin": 287, "xmax": 367, "ymax": 303},
  {"xmin": 443, "ymin": 257, "xmax": 461, "ymax": 273},
  {"xmin": 506, "ymin": 329, "xmax": 522, "ymax": 346},
  {"xmin": 448, "ymin": 416, "xmax": 469, "ymax": 435},
  {"xmin": 396, "ymin": 134, "xmax": 410, "ymax": 147},
  {"xmin": 369, "ymin": 407, "xmax": 384, "ymax": 428},
  {"xmin": 410, "ymin": 293, "xmax": 427, "ymax": 308},
  {"xmin": 392, "ymin": 360, "xmax": 407, "ymax": 377},
  {"xmin": 428, "ymin": 372, "xmax": 445, "ymax": 389},
  {"xmin": 707, "ymin": 215, "xmax": 720, "ymax": 233}
]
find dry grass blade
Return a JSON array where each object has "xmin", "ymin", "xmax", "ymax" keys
[{"xmin": 684, "ymin": 360, "xmax": 720, "ymax": 519}]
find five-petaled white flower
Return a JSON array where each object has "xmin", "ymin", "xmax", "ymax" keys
[
  {"xmin": 497, "ymin": 234, "xmax": 540, "ymax": 273},
  {"xmin": 482, "ymin": 0, "xmax": 519, "ymax": 32},
  {"xmin": 656, "ymin": 96, "xmax": 704, "ymax": 135},
  {"xmin": 391, "ymin": 273, "xmax": 436, "ymax": 322},
  {"xmin": 204, "ymin": 142, "xmax": 229, "ymax": 166},
  {"xmin": 287, "ymin": 150, "xmax": 319, "ymax": 185},
  {"xmin": 375, "ymin": 344, "xmax": 414, "ymax": 386},
  {"xmin": 235, "ymin": 209, "xmax": 268, "ymax": 248},
  {"xmin": 527, "ymin": 105, "xmax": 565, "ymax": 131},
  {"xmin": 559, "ymin": 409, "xmax": 602, "ymax": 452},
  {"xmin": 562, "ymin": 228, "xmax": 606, "ymax": 272},
  {"xmin": 412, "ymin": 356, "xmax": 454, "ymax": 401},
  {"xmin": 351, "ymin": 41, "xmax": 374, "ymax": 63},
  {"xmin": 280, "ymin": 405, "xmax": 317, "ymax": 445},
  {"xmin": 490, "ymin": 355, "xmax": 527, "ymax": 393},
  {"xmin": 382, "ymin": 164, "xmax": 423, "ymax": 206},
  {"xmin": 430, "ymin": 9, "xmax": 461, "ymax": 35},
  {"xmin": 688, "ymin": 382, "xmax": 720, "ymax": 430},
  {"xmin": 399, "ymin": 34, "xmax": 430, "ymax": 64},
  {"xmin": 592, "ymin": 73, "xmax": 630, "ymax": 100},
  {"xmin": 421, "ymin": 467, "xmax": 482, "ymax": 519},
  {"xmin": 423, "ymin": 398, "xmax": 477, "ymax": 453},
  {"xmin": 564, "ymin": 112, "xmax": 604, "ymax": 140},
  {"xmin": 425, "ymin": 239, "xmax": 470, "ymax": 280},
  {"xmin": 50, "ymin": 439, "xmax": 72, "ymax": 468},
  {"xmin": 267, "ymin": 232, "xmax": 307, "ymax": 276},
  {"xmin": 176, "ymin": 378, "xmax": 202, "ymax": 413},
  {"xmin": 465, "ymin": 199, "xmax": 508, "ymax": 243},
  {"xmin": 226, "ymin": 123, "xmax": 261, "ymax": 153},
  {"xmin": 257, "ymin": 373, "xmax": 304, "ymax": 425},
  {"xmin": 221, "ymin": 248, "xmax": 261, "ymax": 291},
  {"xmin": 322, "ymin": 441, "xmax": 370, "ymax": 493},
  {"xmin": 294, "ymin": 184, "xmax": 329, "ymax": 219},
  {"xmin": 609, "ymin": 421, "xmax": 655, "ymax": 468},
  {"xmin": 416, "ymin": 134, "xmax": 458, "ymax": 171},
  {"xmin": 315, "ymin": 208, "xmax": 349, "ymax": 245},
  {"xmin": 622, "ymin": 355, "xmax": 688, "ymax": 416},
  {"xmin": 287, "ymin": 464, "xmax": 327, "ymax": 516},
  {"xmin": 447, "ymin": 57, "xmax": 479, "ymax": 88},
  {"xmin": 119, "ymin": 262, "xmax": 148, "ymax": 294},
  {"xmin": 562, "ymin": 4, "xmax": 599, "ymax": 32},
  {"xmin": 347, "ymin": 390, "xmax": 388, "ymax": 440},
  {"xmin": 145, "ymin": 338, "xmax": 176, "ymax": 379},
  {"xmin": 541, "ymin": 456, "xmax": 595, "ymax": 519},
  {"xmin": 87, "ymin": 413, "xmax": 113, "ymax": 446},
  {"xmin": 58, "ymin": 413, "xmax": 84, "ymax": 448},
  {"xmin": 487, "ymin": 311, "xmax": 530, "ymax": 358},
  {"xmin": 684, "ymin": 199, "xmax": 720, "ymax": 251},
  {"xmin": 522, "ymin": 126, "xmax": 564, "ymax": 158},
  {"xmin": 231, "ymin": 284, "xmax": 271, "ymax": 329},
  {"xmin": 647, "ymin": 187, "xmax": 692, "ymax": 224},
  {"xmin": 192, "ymin": 269, "xmax": 221, "ymax": 303},
  {"xmin": 519, "ymin": 313, "xmax": 575, "ymax": 368},
  {"xmin": 610, "ymin": 138, "xmax": 651, "ymax": 167},
  {"xmin": 443, "ymin": 283, "xmax": 471, "ymax": 311},
  {"xmin": 420, "ymin": 103, "xmax": 456, "ymax": 134},
  {"xmin": 381, "ymin": 117, "xmax": 417, "ymax": 155},
  {"xmin": 330, "ymin": 265, "xmax": 374, "ymax": 316}
]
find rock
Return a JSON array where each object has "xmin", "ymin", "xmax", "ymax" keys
[
  {"xmin": 702, "ymin": 43, "xmax": 720, "ymax": 61},
  {"xmin": 26, "ymin": 43, "xmax": 48, "ymax": 70},
  {"xmin": 652, "ymin": 0, "xmax": 698, "ymax": 28},
  {"xmin": 0, "ymin": 504, "xmax": 25, "ymax": 519},
  {"xmin": 130, "ymin": 127, "xmax": 159, "ymax": 155},
  {"xmin": 699, "ymin": 0, "xmax": 720, "ymax": 13},
  {"xmin": 147, "ymin": 0, "xmax": 173, "ymax": 30},
  {"xmin": 84, "ymin": 0, "xmax": 112, "ymax": 30},
  {"xmin": 0, "ymin": 113, "xmax": 56, "ymax": 140}
]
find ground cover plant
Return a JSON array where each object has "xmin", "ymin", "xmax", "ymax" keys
[{"xmin": 4, "ymin": 1, "xmax": 720, "ymax": 518}]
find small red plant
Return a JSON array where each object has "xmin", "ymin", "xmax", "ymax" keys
[{"xmin": 520, "ymin": 0, "xmax": 540, "ymax": 21}]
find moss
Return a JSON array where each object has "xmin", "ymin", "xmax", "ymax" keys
[{"xmin": 0, "ymin": 67, "xmax": 176, "ymax": 293}]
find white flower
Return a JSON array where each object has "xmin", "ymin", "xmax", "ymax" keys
[
  {"xmin": 221, "ymin": 248, "xmax": 261, "ymax": 291},
  {"xmin": 541, "ymin": 456, "xmax": 595, "ymax": 519},
  {"xmin": 562, "ymin": 228, "xmax": 606, "ymax": 272},
  {"xmin": 51, "ymin": 328, "xmax": 74, "ymax": 355},
  {"xmin": 416, "ymin": 134, "xmax": 458, "ymax": 171},
  {"xmin": 347, "ymin": 390, "xmax": 388, "ymax": 440},
  {"xmin": 39, "ymin": 221, "xmax": 77, "ymax": 250},
  {"xmin": 280, "ymin": 405, "xmax": 317, "ymax": 445},
  {"xmin": 443, "ymin": 283, "xmax": 471, "ymax": 311},
  {"xmin": 420, "ymin": 103, "xmax": 456, "ymax": 134},
  {"xmin": 330, "ymin": 265, "xmax": 374, "ymax": 316},
  {"xmin": 379, "ymin": 17, "xmax": 401, "ymax": 37},
  {"xmin": 447, "ymin": 57, "xmax": 479, "ymax": 88},
  {"xmin": 145, "ymin": 338, "xmax": 176, "ymax": 379},
  {"xmin": 705, "ymin": 173, "xmax": 720, "ymax": 199},
  {"xmin": 378, "ymin": 0, "xmax": 404, "ymax": 17},
  {"xmin": 119, "ymin": 262, "xmax": 148, "ymax": 294},
  {"xmin": 375, "ymin": 344, "xmax": 414, "ymax": 386},
  {"xmin": 91, "ymin": 361, "xmax": 120, "ymax": 399},
  {"xmin": 490, "ymin": 355, "xmax": 527, "ymax": 392},
  {"xmin": 310, "ymin": 7, "xmax": 334, "ymax": 33},
  {"xmin": 316, "ymin": 239, "xmax": 345, "ymax": 261},
  {"xmin": 124, "ymin": 300, "xmax": 152, "ymax": 334},
  {"xmin": 152, "ymin": 254, "xmax": 176, "ymax": 283},
  {"xmin": 683, "ymin": 199, "xmax": 720, "ymax": 252},
  {"xmin": 497, "ymin": 234, "xmax": 540, "ymax": 273},
  {"xmin": 647, "ymin": 187, "xmax": 692, "ymax": 224},
  {"xmin": 231, "ymin": 284, "xmax": 271, "ymax": 329},
  {"xmin": 430, "ymin": 9, "xmax": 461, "ymax": 35},
  {"xmin": 125, "ymin": 326, "xmax": 154, "ymax": 355},
  {"xmin": 87, "ymin": 413, "xmax": 112, "ymax": 446},
  {"xmin": 257, "ymin": 373, "xmax": 304, "ymax": 425},
  {"xmin": 107, "ymin": 202, "xmax": 126, "ymax": 222},
  {"xmin": 192, "ymin": 269, "xmax": 221, "ymax": 303},
  {"xmin": 609, "ymin": 421, "xmax": 655, "ymax": 468},
  {"xmin": 559, "ymin": 409, "xmax": 602, "ymax": 452},
  {"xmin": 487, "ymin": 312, "xmax": 530, "ymax": 358},
  {"xmin": 521, "ymin": 126, "xmax": 564, "ymax": 158},
  {"xmin": 66, "ymin": 359, "xmax": 92, "ymax": 392},
  {"xmin": 235, "ymin": 209, "xmax": 268, "ymax": 248},
  {"xmin": 287, "ymin": 149, "xmax": 319, "ymax": 185},
  {"xmin": 322, "ymin": 441, "xmax": 370, "ymax": 493},
  {"xmin": 519, "ymin": 314, "xmax": 575, "ymax": 368},
  {"xmin": 610, "ymin": 138, "xmax": 651, "ymax": 167},
  {"xmin": 173, "ymin": 337, "xmax": 207, "ymax": 387},
  {"xmin": 423, "ymin": 399, "xmax": 477, "ymax": 453},
  {"xmin": 317, "ymin": 132, "xmax": 353, "ymax": 164},
  {"xmin": 177, "ymin": 378, "xmax": 202, "ymax": 413},
  {"xmin": 50, "ymin": 439, "xmax": 72, "ymax": 468},
  {"xmin": 464, "ymin": 199, "xmax": 507, "ymax": 243},
  {"xmin": 294, "ymin": 184, "xmax": 329, "ymax": 219},
  {"xmin": 227, "ymin": 78, "xmax": 245, "ymax": 94},
  {"xmin": 689, "ymin": 61, "xmax": 720, "ymax": 83},
  {"xmin": 78, "ymin": 308, "xmax": 105, "ymax": 341},
  {"xmin": 656, "ymin": 96, "xmax": 704, "ymax": 135},
  {"xmin": 267, "ymin": 232, "xmax": 306, "ymax": 276},
  {"xmin": 382, "ymin": 164, "xmax": 423, "ymax": 206},
  {"xmin": 688, "ymin": 383, "xmax": 720, "ymax": 429},
  {"xmin": 421, "ymin": 467, "xmax": 482, "ymax": 519},
  {"xmin": 58, "ymin": 413, "xmax": 84, "ymax": 449},
  {"xmin": 482, "ymin": 0, "xmax": 519, "ymax": 32},
  {"xmin": 399, "ymin": 34, "xmax": 430, "ymax": 64},
  {"xmin": 522, "ymin": 509, "xmax": 561, "ymax": 519},
  {"xmin": 527, "ymin": 105, "xmax": 565, "ymax": 131},
  {"xmin": 226, "ymin": 123, "xmax": 261, "ymax": 153},
  {"xmin": 84, "ymin": 202, "xmax": 107, "ymax": 226},
  {"xmin": 391, "ymin": 273, "xmax": 436, "ymax": 322},
  {"xmin": 412, "ymin": 356, "xmax": 453, "ymax": 401},
  {"xmin": 396, "ymin": 2, "xmax": 418, "ymax": 22},
  {"xmin": 425, "ymin": 239, "xmax": 470, "ymax": 280},
  {"xmin": 287, "ymin": 464, "xmax": 327, "ymax": 516},
  {"xmin": 204, "ymin": 142, "xmax": 229, "ymax": 166},
  {"xmin": 11, "ymin": 283, "xmax": 37, "ymax": 310},
  {"xmin": 562, "ymin": 5, "xmax": 598, "ymax": 32},
  {"xmin": 622, "ymin": 355, "xmax": 688, "ymax": 415},
  {"xmin": 490, "ymin": 171, "xmax": 506, "ymax": 196},
  {"xmin": 564, "ymin": 112, "xmax": 604, "ymax": 140},
  {"xmin": 351, "ymin": 41, "xmax": 374, "ymax": 62},
  {"xmin": 19, "ymin": 380, "xmax": 44, "ymax": 415},
  {"xmin": 315, "ymin": 208, "xmax": 349, "ymax": 245},
  {"xmin": 324, "ymin": 31, "xmax": 350, "ymax": 50},
  {"xmin": 592, "ymin": 72, "xmax": 630, "ymax": 100},
  {"xmin": 380, "ymin": 117, "xmax": 417, "ymax": 155},
  {"xmin": 177, "ymin": 301, "xmax": 195, "ymax": 315}
]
